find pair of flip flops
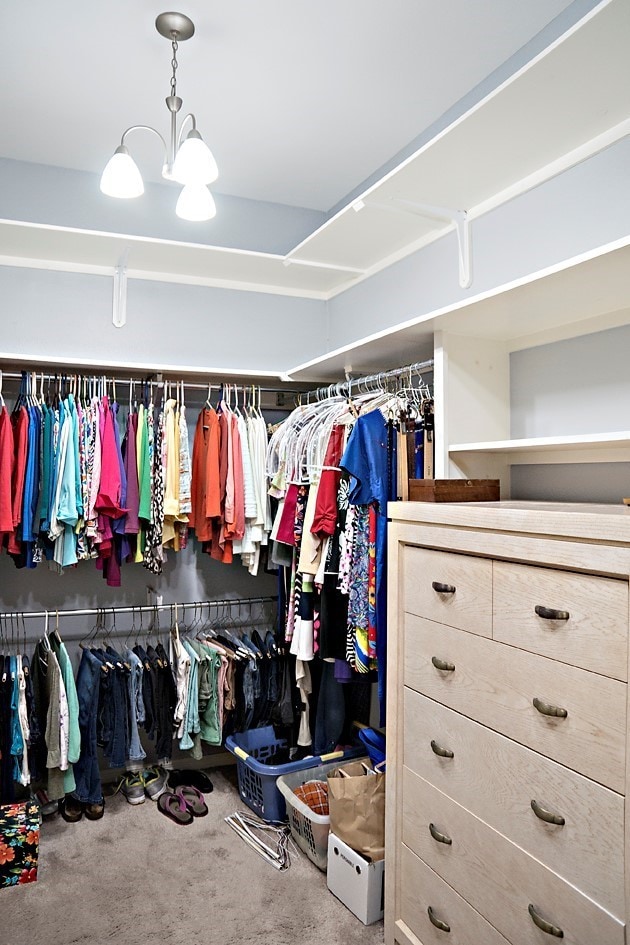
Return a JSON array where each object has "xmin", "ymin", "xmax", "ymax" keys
[{"xmin": 157, "ymin": 785, "xmax": 208, "ymax": 825}]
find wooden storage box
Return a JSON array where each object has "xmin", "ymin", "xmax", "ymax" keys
[{"xmin": 408, "ymin": 478, "xmax": 500, "ymax": 502}]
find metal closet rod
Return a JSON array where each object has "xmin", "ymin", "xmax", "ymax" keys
[
  {"xmin": 0, "ymin": 370, "xmax": 305, "ymax": 398},
  {"xmin": 0, "ymin": 596, "xmax": 278, "ymax": 621},
  {"xmin": 303, "ymin": 357, "xmax": 435, "ymax": 401}
]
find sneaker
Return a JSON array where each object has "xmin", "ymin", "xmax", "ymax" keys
[
  {"xmin": 143, "ymin": 766, "xmax": 167, "ymax": 801},
  {"xmin": 113, "ymin": 772, "xmax": 146, "ymax": 805}
]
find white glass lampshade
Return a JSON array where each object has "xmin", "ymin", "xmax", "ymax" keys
[
  {"xmin": 172, "ymin": 130, "xmax": 219, "ymax": 185},
  {"xmin": 176, "ymin": 184, "xmax": 216, "ymax": 222},
  {"xmin": 100, "ymin": 146, "xmax": 144, "ymax": 198}
]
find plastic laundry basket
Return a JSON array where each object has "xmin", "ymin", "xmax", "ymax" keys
[
  {"xmin": 277, "ymin": 757, "xmax": 368, "ymax": 871},
  {"xmin": 225, "ymin": 726, "xmax": 362, "ymax": 822}
]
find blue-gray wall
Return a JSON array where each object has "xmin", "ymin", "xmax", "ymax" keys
[
  {"xmin": 510, "ymin": 323, "xmax": 630, "ymax": 439},
  {"xmin": 0, "ymin": 157, "xmax": 325, "ymax": 255},
  {"xmin": 0, "ymin": 265, "xmax": 325, "ymax": 372}
]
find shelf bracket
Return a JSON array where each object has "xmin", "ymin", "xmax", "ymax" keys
[
  {"xmin": 112, "ymin": 250, "xmax": 129, "ymax": 329},
  {"xmin": 357, "ymin": 197, "xmax": 473, "ymax": 289}
]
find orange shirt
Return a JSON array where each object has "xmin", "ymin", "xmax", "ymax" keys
[{"xmin": 190, "ymin": 407, "xmax": 220, "ymax": 542}]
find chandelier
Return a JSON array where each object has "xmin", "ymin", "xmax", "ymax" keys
[{"xmin": 100, "ymin": 12, "xmax": 218, "ymax": 222}]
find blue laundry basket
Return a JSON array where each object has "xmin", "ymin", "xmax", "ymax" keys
[
  {"xmin": 358, "ymin": 727, "xmax": 386, "ymax": 770},
  {"xmin": 225, "ymin": 725, "xmax": 363, "ymax": 822}
]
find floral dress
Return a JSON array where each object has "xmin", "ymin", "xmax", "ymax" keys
[{"xmin": 0, "ymin": 801, "xmax": 39, "ymax": 888}]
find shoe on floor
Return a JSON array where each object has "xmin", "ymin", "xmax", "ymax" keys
[
  {"xmin": 84, "ymin": 797, "xmax": 106, "ymax": 821},
  {"xmin": 143, "ymin": 766, "xmax": 167, "ymax": 801},
  {"xmin": 113, "ymin": 772, "xmax": 146, "ymax": 805},
  {"xmin": 59, "ymin": 795, "xmax": 84, "ymax": 823},
  {"xmin": 157, "ymin": 791, "xmax": 194, "ymax": 826},
  {"xmin": 167, "ymin": 769, "xmax": 214, "ymax": 794},
  {"xmin": 36, "ymin": 788, "xmax": 60, "ymax": 818}
]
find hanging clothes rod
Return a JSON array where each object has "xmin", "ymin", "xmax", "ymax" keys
[
  {"xmin": 0, "ymin": 370, "xmax": 305, "ymax": 398},
  {"xmin": 0, "ymin": 596, "xmax": 278, "ymax": 622},
  {"xmin": 302, "ymin": 357, "xmax": 435, "ymax": 402}
]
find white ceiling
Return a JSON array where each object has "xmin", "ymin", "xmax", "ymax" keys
[{"xmin": 5, "ymin": 0, "xmax": 575, "ymax": 211}]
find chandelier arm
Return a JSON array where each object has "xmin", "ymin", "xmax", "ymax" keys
[
  {"xmin": 177, "ymin": 113, "xmax": 197, "ymax": 150},
  {"xmin": 120, "ymin": 124, "xmax": 168, "ymax": 160}
]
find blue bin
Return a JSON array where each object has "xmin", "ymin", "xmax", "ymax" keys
[{"xmin": 225, "ymin": 725, "xmax": 363, "ymax": 822}]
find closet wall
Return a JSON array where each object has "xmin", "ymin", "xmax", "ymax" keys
[
  {"xmin": 0, "ymin": 156, "xmax": 325, "ymax": 255},
  {"xmin": 0, "ymin": 266, "xmax": 327, "ymax": 372},
  {"xmin": 508, "ymin": 321, "xmax": 630, "ymax": 503},
  {"xmin": 0, "ymin": 547, "xmax": 275, "ymax": 615},
  {"xmin": 510, "ymin": 322, "xmax": 630, "ymax": 439}
]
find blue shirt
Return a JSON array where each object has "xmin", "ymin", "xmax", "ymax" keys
[{"xmin": 341, "ymin": 409, "xmax": 396, "ymax": 724}]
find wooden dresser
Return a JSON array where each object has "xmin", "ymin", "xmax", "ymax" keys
[{"xmin": 385, "ymin": 501, "xmax": 630, "ymax": 945}]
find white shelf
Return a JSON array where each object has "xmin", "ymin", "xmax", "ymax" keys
[
  {"xmin": 450, "ymin": 431, "xmax": 630, "ymax": 465},
  {"xmin": 286, "ymin": 0, "xmax": 630, "ymax": 278},
  {"xmin": 0, "ymin": 0, "xmax": 628, "ymax": 316},
  {"xmin": 287, "ymin": 237, "xmax": 630, "ymax": 381}
]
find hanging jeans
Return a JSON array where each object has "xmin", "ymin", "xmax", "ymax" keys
[
  {"xmin": 72, "ymin": 649, "xmax": 104, "ymax": 805},
  {"xmin": 95, "ymin": 651, "xmax": 130, "ymax": 768},
  {"xmin": 313, "ymin": 660, "xmax": 346, "ymax": 756},
  {"xmin": 124, "ymin": 655, "xmax": 146, "ymax": 764}
]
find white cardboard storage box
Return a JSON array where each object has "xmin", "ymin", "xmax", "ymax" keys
[{"xmin": 326, "ymin": 833, "xmax": 385, "ymax": 925}]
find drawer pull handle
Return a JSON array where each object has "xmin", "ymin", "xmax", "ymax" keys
[
  {"xmin": 432, "ymin": 581, "xmax": 456, "ymax": 594},
  {"xmin": 431, "ymin": 740, "xmax": 454, "ymax": 759},
  {"xmin": 528, "ymin": 903, "xmax": 564, "ymax": 938},
  {"xmin": 432, "ymin": 656, "xmax": 455, "ymax": 673},
  {"xmin": 531, "ymin": 799, "xmax": 566, "ymax": 826},
  {"xmin": 428, "ymin": 906, "xmax": 451, "ymax": 933},
  {"xmin": 535, "ymin": 605, "xmax": 570, "ymax": 622},
  {"xmin": 533, "ymin": 697, "xmax": 567, "ymax": 719},
  {"xmin": 429, "ymin": 822, "xmax": 452, "ymax": 845}
]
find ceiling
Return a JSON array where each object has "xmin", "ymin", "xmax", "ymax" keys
[{"xmin": 5, "ymin": 0, "xmax": 575, "ymax": 211}]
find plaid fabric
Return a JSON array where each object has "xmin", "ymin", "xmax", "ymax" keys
[{"xmin": 294, "ymin": 780, "xmax": 329, "ymax": 816}]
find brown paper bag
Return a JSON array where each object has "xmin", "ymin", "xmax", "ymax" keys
[{"xmin": 327, "ymin": 759, "xmax": 385, "ymax": 861}]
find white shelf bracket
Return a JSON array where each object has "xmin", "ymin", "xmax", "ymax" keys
[
  {"xmin": 112, "ymin": 250, "xmax": 129, "ymax": 328},
  {"xmin": 454, "ymin": 211, "xmax": 472, "ymax": 290},
  {"xmin": 363, "ymin": 198, "xmax": 473, "ymax": 289}
]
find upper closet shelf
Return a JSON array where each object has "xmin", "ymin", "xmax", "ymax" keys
[
  {"xmin": 286, "ymin": 237, "xmax": 630, "ymax": 381},
  {"xmin": 450, "ymin": 431, "xmax": 630, "ymax": 465},
  {"xmin": 285, "ymin": 0, "xmax": 629, "ymax": 276},
  {"xmin": 0, "ymin": 0, "xmax": 627, "ymax": 309},
  {"xmin": 0, "ymin": 220, "xmax": 351, "ymax": 299}
]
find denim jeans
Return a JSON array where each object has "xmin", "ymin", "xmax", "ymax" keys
[
  {"xmin": 124, "ymin": 650, "xmax": 146, "ymax": 763},
  {"xmin": 72, "ymin": 649, "xmax": 104, "ymax": 805},
  {"xmin": 95, "ymin": 649, "xmax": 130, "ymax": 768},
  {"xmin": 241, "ymin": 659, "xmax": 257, "ymax": 731},
  {"xmin": 314, "ymin": 660, "xmax": 346, "ymax": 755}
]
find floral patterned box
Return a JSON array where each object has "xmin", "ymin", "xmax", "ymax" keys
[{"xmin": 0, "ymin": 801, "xmax": 39, "ymax": 888}]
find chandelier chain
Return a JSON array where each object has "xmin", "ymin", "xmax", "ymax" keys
[{"xmin": 170, "ymin": 39, "xmax": 179, "ymax": 97}]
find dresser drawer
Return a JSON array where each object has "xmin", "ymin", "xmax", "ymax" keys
[
  {"xmin": 402, "ymin": 768, "xmax": 625, "ymax": 945},
  {"xmin": 403, "ymin": 688, "xmax": 624, "ymax": 917},
  {"xmin": 399, "ymin": 844, "xmax": 511, "ymax": 945},
  {"xmin": 404, "ymin": 614, "xmax": 626, "ymax": 792},
  {"xmin": 403, "ymin": 546, "xmax": 492, "ymax": 637},
  {"xmin": 493, "ymin": 561, "xmax": 628, "ymax": 680}
]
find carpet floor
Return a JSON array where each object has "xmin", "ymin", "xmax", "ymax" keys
[{"xmin": 1, "ymin": 768, "xmax": 384, "ymax": 945}]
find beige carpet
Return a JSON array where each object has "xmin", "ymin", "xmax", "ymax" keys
[{"xmin": 1, "ymin": 769, "xmax": 384, "ymax": 945}]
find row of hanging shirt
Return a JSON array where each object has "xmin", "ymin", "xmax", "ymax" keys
[
  {"xmin": 266, "ymin": 374, "xmax": 433, "ymax": 727},
  {"xmin": 0, "ymin": 373, "xmax": 272, "ymax": 584},
  {"xmin": 190, "ymin": 383, "xmax": 271, "ymax": 575},
  {"xmin": 0, "ymin": 604, "xmax": 288, "ymax": 805},
  {"xmin": 0, "ymin": 619, "xmax": 78, "ymax": 805}
]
